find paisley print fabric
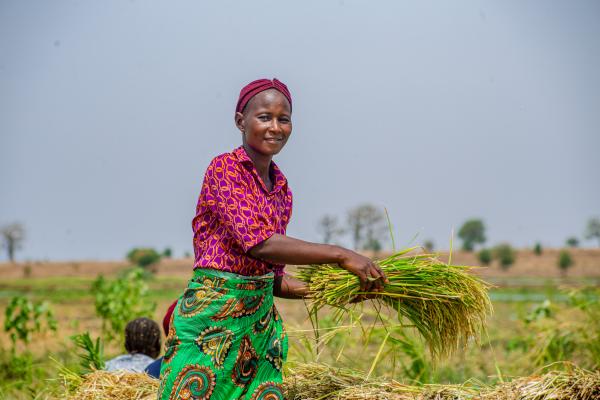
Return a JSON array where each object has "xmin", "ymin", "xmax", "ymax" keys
[
  {"xmin": 192, "ymin": 146, "xmax": 293, "ymax": 277},
  {"xmin": 195, "ymin": 326, "xmax": 234, "ymax": 369},
  {"xmin": 159, "ymin": 268, "xmax": 288, "ymax": 400},
  {"xmin": 170, "ymin": 364, "xmax": 216, "ymax": 400},
  {"xmin": 249, "ymin": 382, "xmax": 285, "ymax": 400},
  {"xmin": 265, "ymin": 332, "xmax": 285, "ymax": 371},
  {"xmin": 211, "ymin": 294, "xmax": 264, "ymax": 321}
]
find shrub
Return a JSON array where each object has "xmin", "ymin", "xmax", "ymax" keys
[
  {"xmin": 163, "ymin": 247, "xmax": 172, "ymax": 258},
  {"xmin": 92, "ymin": 268, "xmax": 156, "ymax": 341},
  {"xmin": 126, "ymin": 248, "xmax": 161, "ymax": 268},
  {"xmin": 566, "ymin": 237, "xmax": 579, "ymax": 248},
  {"xmin": 493, "ymin": 243, "xmax": 516, "ymax": 270},
  {"xmin": 558, "ymin": 250, "xmax": 573, "ymax": 274},
  {"xmin": 477, "ymin": 248, "xmax": 492, "ymax": 265},
  {"xmin": 534, "ymin": 242, "xmax": 543, "ymax": 255},
  {"xmin": 3, "ymin": 296, "xmax": 57, "ymax": 349}
]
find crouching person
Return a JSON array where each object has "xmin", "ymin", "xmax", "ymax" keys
[{"xmin": 105, "ymin": 317, "xmax": 161, "ymax": 373}]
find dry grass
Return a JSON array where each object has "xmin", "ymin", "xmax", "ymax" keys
[
  {"xmin": 59, "ymin": 363, "xmax": 599, "ymax": 400},
  {"xmin": 59, "ymin": 369, "xmax": 158, "ymax": 400}
]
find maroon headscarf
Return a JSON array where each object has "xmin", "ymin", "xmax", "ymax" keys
[{"xmin": 236, "ymin": 78, "xmax": 292, "ymax": 113}]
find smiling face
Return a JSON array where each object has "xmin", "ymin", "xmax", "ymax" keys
[{"xmin": 235, "ymin": 89, "xmax": 292, "ymax": 157}]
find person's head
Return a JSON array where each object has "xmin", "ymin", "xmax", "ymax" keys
[
  {"xmin": 124, "ymin": 317, "xmax": 161, "ymax": 359},
  {"xmin": 234, "ymin": 78, "xmax": 293, "ymax": 157}
]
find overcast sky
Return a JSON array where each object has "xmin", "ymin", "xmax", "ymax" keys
[{"xmin": 1, "ymin": 1, "xmax": 599, "ymax": 261}]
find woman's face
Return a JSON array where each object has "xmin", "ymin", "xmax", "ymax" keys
[{"xmin": 235, "ymin": 89, "xmax": 292, "ymax": 157}]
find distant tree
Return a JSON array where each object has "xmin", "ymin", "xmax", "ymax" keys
[
  {"xmin": 364, "ymin": 238, "xmax": 382, "ymax": 256},
  {"xmin": 184, "ymin": 251, "xmax": 192, "ymax": 258},
  {"xmin": 317, "ymin": 215, "xmax": 345, "ymax": 245},
  {"xmin": 423, "ymin": 239, "xmax": 435, "ymax": 252},
  {"xmin": 584, "ymin": 217, "xmax": 600, "ymax": 247},
  {"xmin": 458, "ymin": 219, "xmax": 486, "ymax": 251},
  {"xmin": 493, "ymin": 243, "xmax": 516, "ymax": 270},
  {"xmin": 347, "ymin": 204, "xmax": 387, "ymax": 251},
  {"xmin": 163, "ymin": 247, "xmax": 173, "ymax": 258},
  {"xmin": 1, "ymin": 223, "xmax": 25, "ymax": 262},
  {"xmin": 534, "ymin": 242, "xmax": 543, "ymax": 256},
  {"xmin": 557, "ymin": 250, "xmax": 573, "ymax": 276},
  {"xmin": 126, "ymin": 248, "xmax": 162, "ymax": 269},
  {"xmin": 565, "ymin": 237, "xmax": 579, "ymax": 248},
  {"xmin": 478, "ymin": 248, "xmax": 492, "ymax": 265}
]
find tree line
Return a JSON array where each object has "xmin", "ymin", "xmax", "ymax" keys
[{"xmin": 2, "ymin": 215, "xmax": 600, "ymax": 263}]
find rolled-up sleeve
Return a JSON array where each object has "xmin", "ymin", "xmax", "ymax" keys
[{"xmin": 205, "ymin": 157, "xmax": 276, "ymax": 253}]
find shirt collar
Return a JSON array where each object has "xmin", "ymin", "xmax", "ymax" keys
[{"xmin": 233, "ymin": 146, "xmax": 287, "ymax": 194}]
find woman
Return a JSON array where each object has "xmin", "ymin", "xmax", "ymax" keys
[{"xmin": 159, "ymin": 79, "xmax": 387, "ymax": 400}]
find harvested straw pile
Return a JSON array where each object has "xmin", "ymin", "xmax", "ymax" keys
[
  {"xmin": 283, "ymin": 362, "xmax": 600, "ymax": 400},
  {"xmin": 481, "ymin": 367, "xmax": 600, "ymax": 400},
  {"xmin": 62, "ymin": 370, "xmax": 159, "ymax": 400},
  {"xmin": 296, "ymin": 248, "xmax": 492, "ymax": 358},
  {"xmin": 58, "ymin": 363, "xmax": 599, "ymax": 400}
]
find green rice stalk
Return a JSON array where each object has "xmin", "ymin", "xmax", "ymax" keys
[{"xmin": 296, "ymin": 248, "xmax": 493, "ymax": 359}]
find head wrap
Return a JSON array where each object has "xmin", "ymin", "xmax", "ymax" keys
[
  {"xmin": 236, "ymin": 78, "xmax": 292, "ymax": 113},
  {"xmin": 162, "ymin": 300, "xmax": 177, "ymax": 335}
]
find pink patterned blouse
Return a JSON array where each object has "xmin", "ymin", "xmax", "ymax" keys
[{"xmin": 192, "ymin": 146, "xmax": 293, "ymax": 277}]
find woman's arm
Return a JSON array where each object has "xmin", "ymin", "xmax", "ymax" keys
[
  {"xmin": 273, "ymin": 274, "xmax": 309, "ymax": 299},
  {"xmin": 250, "ymin": 233, "xmax": 388, "ymax": 294}
]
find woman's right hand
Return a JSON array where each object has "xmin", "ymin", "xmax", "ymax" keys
[{"xmin": 339, "ymin": 249, "xmax": 389, "ymax": 294}]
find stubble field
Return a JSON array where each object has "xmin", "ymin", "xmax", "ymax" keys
[{"xmin": 0, "ymin": 249, "xmax": 598, "ymax": 399}]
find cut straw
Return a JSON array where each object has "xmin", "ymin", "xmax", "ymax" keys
[{"xmin": 57, "ymin": 362, "xmax": 599, "ymax": 400}]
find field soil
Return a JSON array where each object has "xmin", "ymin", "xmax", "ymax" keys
[{"xmin": 1, "ymin": 248, "xmax": 599, "ymax": 280}]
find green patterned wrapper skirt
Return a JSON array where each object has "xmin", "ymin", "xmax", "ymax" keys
[{"xmin": 158, "ymin": 268, "xmax": 288, "ymax": 400}]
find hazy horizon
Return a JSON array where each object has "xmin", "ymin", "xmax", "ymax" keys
[{"xmin": 2, "ymin": 1, "xmax": 599, "ymax": 262}]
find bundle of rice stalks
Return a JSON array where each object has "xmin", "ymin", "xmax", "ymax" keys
[
  {"xmin": 296, "ymin": 248, "xmax": 492, "ymax": 358},
  {"xmin": 62, "ymin": 370, "xmax": 159, "ymax": 400}
]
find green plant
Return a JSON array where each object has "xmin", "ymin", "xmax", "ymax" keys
[
  {"xmin": 71, "ymin": 332, "xmax": 105, "ymax": 372},
  {"xmin": 387, "ymin": 329, "xmax": 430, "ymax": 383},
  {"xmin": 3, "ymin": 296, "xmax": 57, "ymax": 349},
  {"xmin": 126, "ymin": 247, "xmax": 162, "ymax": 268},
  {"xmin": 493, "ymin": 243, "xmax": 515, "ymax": 270},
  {"xmin": 477, "ymin": 248, "xmax": 492, "ymax": 265},
  {"xmin": 524, "ymin": 299, "xmax": 553, "ymax": 324},
  {"xmin": 92, "ymin": 268, "xmax": 156, "ymax": 341},
  {"xmin": 534, "ymin": 242, "xmax": 543, "ymax": 255},
  {"xmin": 457, "ymin": 219, "xmax": 486, "ymax": 251},
  {"xmin": 565, "ymin": 237, "xmax": 579, "ymax": 248},
  {"xmin": 163, "ymin": 247, "xmax": 172, "ymax": 258},
  {"xmin": 557, "ymin": 250, "xmax": 573, "ymax": 275},
  {"xmin": 0, "ymin": 351, "xmax": 33, "ymax": 385}
]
